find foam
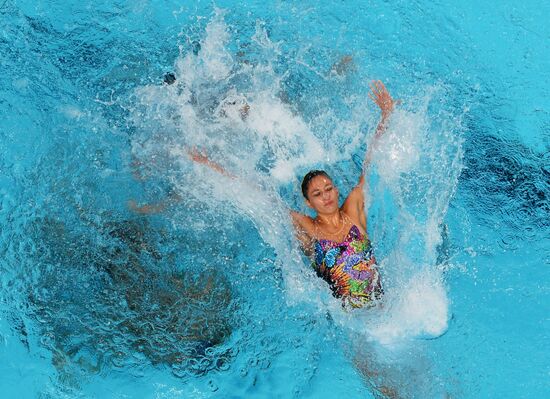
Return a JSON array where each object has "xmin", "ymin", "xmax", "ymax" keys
[
  {"xmin": 373, "ymin": 109, "xmax": 425, "ymax": 182},
  {"xmin": 368, "ymin": 268, "xmax": 449, "ymax": 345},
  {"xmin": 360, "ymin": 89, "xmax": 463, "ymax": 345}
]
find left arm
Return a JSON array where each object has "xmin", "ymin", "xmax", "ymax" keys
[
  {"xmin": 188, "ymin": 148, "xmax": 237, "ymax": 178},
  {"xmin": 362, "ymin": 80, "xmax": 398, "ymax": 174},
  {"xmin": 343, "ymin": 80, "xmax": 398, "ymax": 230}
]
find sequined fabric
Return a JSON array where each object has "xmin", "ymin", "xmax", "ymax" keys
[{"xmin": 313, "ymin": 225, "xmax": 382, "ymax": 308}]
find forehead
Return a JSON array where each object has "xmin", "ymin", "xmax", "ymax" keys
[{"xmin": 307, "ymin": 175, "xmax": 333, "ymax": 191}]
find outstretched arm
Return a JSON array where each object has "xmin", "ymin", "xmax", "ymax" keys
[
  {"xmin": 343, "ymin": 81, "xmax": 398, "ymax": 231},
  {"xmin": 188, "ymin": 148, "xmax": 236, "ymax": 178},
  {"xmin": 361, "ymin": 80, "xmax": 399, "ymax": 175},
  {"xmin": 128, "ymin": 148, "xmax": 234, "ymax": 215},
  {"xmin": 189, "ymin": 150, "xmax": 318, "ymax": 254},
  {"xmin": 191, "ymin": 150, "xmax": 318, "ymax": 254}
]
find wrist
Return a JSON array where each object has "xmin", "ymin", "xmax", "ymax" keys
[{"xmin": 381, "ymin": 109, "xmax": 392, "ymax": 120}]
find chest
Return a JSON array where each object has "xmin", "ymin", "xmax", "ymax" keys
[{"xmin": 313, "ymin": 232, "xmax": 372, "ymax": 269}]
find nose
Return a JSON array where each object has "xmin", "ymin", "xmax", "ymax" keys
[{"xmin": 322, "ymin": 191, "xmax": 330, "ymax": 199}]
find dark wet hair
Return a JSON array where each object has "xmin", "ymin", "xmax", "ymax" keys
[
  {"xmin": 163, "ymin": 72, "xmax": 176, "ymax": 85},
  {"xmin": 301, "ymin": 170, "xmax": 331, "ymax": 199}
]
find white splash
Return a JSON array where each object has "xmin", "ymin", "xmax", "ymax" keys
[
  {"xmin": 128, "ymin": 11, "xmax": 463, "ymax": 347},
  {"xmin": 360, "ymin": 88, "xmax": 463, "ymax": 345},
  {"xmin": 373, "ymin": 108, "xmax": 425, "ymax": 182},
  {"xmin": 367, "ymin": 268, "xmax": 449, "ymax": 345}
]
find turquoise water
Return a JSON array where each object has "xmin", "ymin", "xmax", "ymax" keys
[{"xmin": 1, "ymin": 1, "xmax": 548, "ymax": 398}]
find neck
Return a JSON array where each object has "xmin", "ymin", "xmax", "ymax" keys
[{"xmin": 315, "ymin": 210, "xmax": 342, "ymax": 227}]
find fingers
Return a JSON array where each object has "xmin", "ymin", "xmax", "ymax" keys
[
  {"xmin": 375, "ymin": 80, "xmax": 386, "ymax": 94},
  {"xmin": 369, "ymin": 80, "xmax": 389, "ymax": 101},
  {"xmin": 368, "ymin": 91, "xmax": 376, "ymax": 103},
  {"xmin": 369, "ymin": 81, "xmax": 381, "ymax": 99},
  {"xmin": 369, "ymin": 80, "xmax": 376, "ymax": 93},
  {"xmin": 369, "ymin": 80, "xmax": 384, "ymax": 104},
  {"xmin": 368, "ymin": 80, "xmax": 397, "ymax": 115},
  {"xmin": 368, "ymin": 81, "xmax": 381, "ymax": 105}
]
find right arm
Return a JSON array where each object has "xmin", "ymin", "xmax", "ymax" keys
[
  {"xmin": 193, "ymin": 151, "xmax": 318, "ymax": 257},
  {"xmin": 290, "ymin": 211, "xmax": 316, "ymax": 256},
  {"xmin": 188, "ymin": 148, "xmax": 236, "ymax": 178}
]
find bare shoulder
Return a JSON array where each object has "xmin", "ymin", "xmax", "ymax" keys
[
  {"xmin": 342, "ymin": 185, "xmax": 364, "ymax": 212},
  {"xmin": 290, "ymin": 211, "xmax": 316, "ymax": 255},
  {"xmin": 341, "ymin": 186, "xmax": 367, "ymax": 232},
  {"xmin": 290, "ymin": 211, "xmax": 315, "ymax": 231}
]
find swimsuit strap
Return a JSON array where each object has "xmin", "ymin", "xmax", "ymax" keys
[{"xmin": 341, "ymin": 213, "xmax": 366, "ymax": 242}]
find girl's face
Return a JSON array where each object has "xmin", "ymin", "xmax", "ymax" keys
[{"xmin": 305, "ymin": 175, "xmax": 339, "ymax": 214}]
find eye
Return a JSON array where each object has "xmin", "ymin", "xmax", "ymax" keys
[{"xmin": 326, "ymin": 186, "xmax": 333, "ymax": 191}]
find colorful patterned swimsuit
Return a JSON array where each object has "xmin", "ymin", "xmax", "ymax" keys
[{"xmin": 313, "ymin": 225, "xmax": 382, "ymax": 309}]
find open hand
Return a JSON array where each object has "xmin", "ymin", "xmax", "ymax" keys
[
  {"xmin": 368, "ymin": 80, "xmax": 399, "ymax": 119},
  {"xmin": 188, "ymin": 147, "xmax": 209, "ymax": 164}
]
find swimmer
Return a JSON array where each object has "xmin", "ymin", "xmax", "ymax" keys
[
  {"xmin": 290, "ymin": 81, "xmax": 395, "ymax": 308},
  {"xmin": 188, "ymin": 80, "xmax": 398, "ymax": 309}
]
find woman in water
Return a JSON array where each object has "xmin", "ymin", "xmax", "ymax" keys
[
  {"xmin": 132, "ymin": 81, "xmax": 397, "ymax": 309},
  {"xmin": 287, "ymin": 81, "xmax": 396, "ymax": 308}
]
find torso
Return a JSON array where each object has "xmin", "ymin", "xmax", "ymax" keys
[
  {"xmin": 290, "ymin": 188, "xmax": 381, "ymax": 308},
  {"xmin": 312, "ymin": 223, "xmax": 382, "ymax": 308}
]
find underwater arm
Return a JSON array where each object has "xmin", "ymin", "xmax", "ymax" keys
[
  {"xmin": 128, "ymin": 148, "xmax": 235, "ymax": 215},
  {"xmin": 128, "ymin": 192, "xmax": 182, "ymax": 215},
  {"xmin": 188, "ymin": 148, "xmax": 236, "ymax": 179}
]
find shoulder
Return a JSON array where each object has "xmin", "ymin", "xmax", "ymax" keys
[
  {"xmin": 341, "ymin": 185, "xmax": 366, "ymax": 232},
  {"xmin": 290, "ymin": 211, "xmax": 317, "ymax": 255},
  {"xmin": 342, "ymin": 185, "xmax": 364, "ymax": 211},
  {"xmin": 290, "ymin": 211, "xmax": 315, "ymax": 231}
]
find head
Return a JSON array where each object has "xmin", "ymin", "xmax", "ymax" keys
[{"xmin": 301, "ymin": 170, "xmax": 339, "ymax": 214}]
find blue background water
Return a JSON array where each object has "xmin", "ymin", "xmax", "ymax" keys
[{"xmin": 1, "ymin": 1, "xmax": 549, "ymax": 398}]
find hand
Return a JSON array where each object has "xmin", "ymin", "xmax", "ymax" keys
[
  {"xmin": 368, "ymin": 80, "xmax": 399, "ymax": 119},
  {"xmin": 188, "ymin": 147, "xmax": 209, "ymax": 164}
]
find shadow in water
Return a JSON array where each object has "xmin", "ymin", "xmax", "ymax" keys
[{"xmin": 22, "ymin": 215, "xmax": 235, "ymax": 387}]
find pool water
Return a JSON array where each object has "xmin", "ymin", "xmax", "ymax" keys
[{"xmin": 1, "ymin": 1, "xmax": 548, "ymax": 398}]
